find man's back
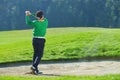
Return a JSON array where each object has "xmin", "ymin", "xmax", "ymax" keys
[{"xmin": 26, "ymin": 16, "xmax": 48, "ymax": 37}]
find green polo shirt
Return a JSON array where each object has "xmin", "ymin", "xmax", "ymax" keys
[{"xmin": 26, "ymin": 16, "xmax": 48, "ymax": 37}]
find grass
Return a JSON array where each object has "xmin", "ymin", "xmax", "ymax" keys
[
  {"xmin": 0, "ymin": 74, "xmax": 120, "ymax": 80},
  {"xmin": 0, "ymin": 27, "xmax": 120, "ymax": 63}
]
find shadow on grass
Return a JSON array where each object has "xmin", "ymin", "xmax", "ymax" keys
[{"xmin": 0, "ymin": 56, "xmax": 120, "ymax": 68}]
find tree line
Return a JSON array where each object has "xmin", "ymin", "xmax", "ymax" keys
[{"xmin": 0, "ymin": 0, "xmax": 120, "ymax": 31}]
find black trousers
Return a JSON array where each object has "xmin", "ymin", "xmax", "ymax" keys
[{"xmin": 32, "ymin": 38, "xmax": 46, "ymax": 68}]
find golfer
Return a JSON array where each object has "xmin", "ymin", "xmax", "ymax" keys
[{"xmin": 25, "ymin": 10, "xmax": 48, "ymax": 75}]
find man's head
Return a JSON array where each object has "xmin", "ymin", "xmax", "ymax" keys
[{"xmin": 36, "ymin": 10, "xmax": 44, "ymax": 19}]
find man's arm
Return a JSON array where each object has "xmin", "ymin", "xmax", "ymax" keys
[{"xmin": 25, "ymin": 11, "xmax": 35, "ymax": 27}]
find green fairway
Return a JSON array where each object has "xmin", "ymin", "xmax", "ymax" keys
[
  {"xmin": 0, "ymin": 27, "xmax": 120, "ymax": 63},
  {"xmin": 0, "ymin": 74, "xmax": 120, "ymax": 80}
]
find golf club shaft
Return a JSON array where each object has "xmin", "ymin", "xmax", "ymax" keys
[{"xmin": 31, "ymin": 14, "xmax": 39, "ymax": 19}]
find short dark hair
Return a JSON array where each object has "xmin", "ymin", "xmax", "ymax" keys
[{"xmin": 36, "ymin": 11, "xmax": 43, "ymax": 19}]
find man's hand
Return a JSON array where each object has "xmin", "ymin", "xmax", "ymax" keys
[{"xmin": 25, "ymin": 11, "xmax": 31, "ymax": 16}]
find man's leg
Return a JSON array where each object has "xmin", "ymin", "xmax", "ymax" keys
[{"xmin": 32, "ymin": 38, "xmax": 45, "ymax": 74}]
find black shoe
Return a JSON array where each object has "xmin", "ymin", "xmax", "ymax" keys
[{"xmin": 31, "ymin": 66, "xmax": 43, "ymax": 75}]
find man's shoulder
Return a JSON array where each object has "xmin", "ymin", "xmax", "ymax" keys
[{"xmin": 44, "ymin": 18, "xmax": 48, "ymax": 22}]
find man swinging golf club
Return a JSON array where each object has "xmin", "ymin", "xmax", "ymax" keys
[{"xmin": 25, "ymin": 10, "xmax": 48, "ymax": 75}]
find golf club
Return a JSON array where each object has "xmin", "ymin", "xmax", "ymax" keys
[
  {"xmin": 31, "ymin": 13, "xmax": 40, "ymax": 19},
  {"xmin": 25, "ymin": 11, "xmax": 39, "ymax": 19}
]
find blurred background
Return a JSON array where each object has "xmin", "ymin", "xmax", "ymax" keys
[{"xmin": 0, "ymin": 0, "xmax": 120, "ymax": 31}]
